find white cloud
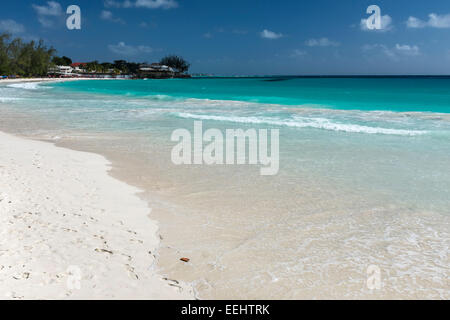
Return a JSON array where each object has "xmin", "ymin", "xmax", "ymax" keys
[
  {"xmin": 0, "ymin": 19, "xmax": 26, "ymax": 34},
  {"xmin": 428, "ymin": 13, "xmax": 450, "ymax": 28},
  {"xmin": 407, "ymin": 13, "xmax": 450, "ymax": 29},
  {"xmin": 305, "ymin": 37, "xmax": 340, "ymax": 47},
  {"xmin": 260, "ymin": 29, "xmax": 283, "ymax": 39},
  {"xmin": 203, "ymin": 32, "xmax": 213, "ymax": 39},
  {"xmin": 32, "ymin": 1, "xmax": 63, "ymax": 27},
  {"xmin": 104, "ymin": 0, "xmax": 125, "ymax": 8},
  {"xmin": 135, "ymin": 0, "xmax": 178, "ymax": 9},
  {"xmin": 101, "ymin": 10, "xmax": 114, "ymax": 19},
  {"xmin": 32, "ymin": 1, "xmax": 63, "ymax": 16},
  {"xmin": 395, "ymin": 44, "xmax": 420, "ymax": 56},
  {"xmin": 100, "ymin": 10, "xmax": 125, "ymax": 24},
  {"xmin": 104, "ymin": 0, "xmax": 178, "ymax": 9},
  {"xmin": 360, "ymin": 15, "xmax": 393, "ymax": 32},
  {"xmin": 406, "ymin": 17, "xmax": 426, "ymax": 29},
  {"xmin": 362, "ymin": 44, "xmax": 395, "ymax": 58},
  {"xmin": 108, "ymin": 41, "xmax": 154, "ymax": 56},
  {"xmin": 362, "ymin": 43, "xmax": 420, "ymax": 59},
  {"xmin": 291, "ymin": 49, "xmax": 307, "ymax": 58}
]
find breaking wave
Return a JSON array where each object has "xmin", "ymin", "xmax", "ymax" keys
[
  {"xmin": 174, "ymin": 112, "xmax": 428, "ymax": 136},
  {"xmin": 6, "ymin": 82, "xmax": 50, "ymax": 90}
]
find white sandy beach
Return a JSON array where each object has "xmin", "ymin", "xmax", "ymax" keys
[
  {"xmin": 0, "ymin": 78, "xmax": 124, "ymax": 84},
  {"xmin": 0, "ymin": 78, "xmax": 81, "ymax": 84},
  {"xmin": 0, "ymin": 131, "xmax": 194, "ymax": 300}
]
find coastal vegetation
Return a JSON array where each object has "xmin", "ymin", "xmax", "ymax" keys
[
  {"xmin": 78, "ymin": 56, "xmax": 190, "ymax": 75},
  {"xmin": 82, "ymin": 60, "xmax": 140, "ymax": 74},
  {"xmin": 1, "ymin": 32, "xmax": 191, "ymax": 78},
  {"xmin": 52, "ymin": 56, "xmax": 72, "ymax": 66},
  {"xmin": 0, "ymin": 33, "xmax": 55, "ymax": 77},
  {"xmin": 160, "ymin": 55, "xmax": 190, "ymax": 73}
]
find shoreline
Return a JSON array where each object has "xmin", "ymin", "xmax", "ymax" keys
[
  {"xmin": 1, "ymin": 79, "xmax": 448, "ymax": 299},
  {"xmin": 0, "ymin": 130, "xmax": 195, "ymax": 300},
  {"xmin": 0, "ymin": 78, "xmax": 127, "ymax": 85}
]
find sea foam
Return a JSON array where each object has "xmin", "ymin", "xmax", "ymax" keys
[
  {"xmin": 7, "ymin": 82, "xmax": 49, "ymax": 90},
  {"xmin": 174, "ymin": 112, "xmax": 427, "ymax": 136}
]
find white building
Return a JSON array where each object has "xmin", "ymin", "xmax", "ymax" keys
[
  {"xmin": 139, "ymin": 63, "xmax": 175, "ymax": 73},
  {"xmin": 48, "ymin": 65, "xmax": 74, "ymax": 76}
]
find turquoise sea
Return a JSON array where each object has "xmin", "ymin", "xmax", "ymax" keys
[
  {"xmin": 56, "ymin": 76, "xmax": 450, "ymax": 112},
  {"xmin": 0, "ymin": 77, "xmax": 449, "ymax": 299}
]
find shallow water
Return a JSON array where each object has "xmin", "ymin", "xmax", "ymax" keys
[{"xmin": 0, "ymin": 78, "xmax": 449, "ymax": 299}]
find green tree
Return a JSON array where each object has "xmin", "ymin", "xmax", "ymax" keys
[
  {"xmin": 0, "ymin": 33, "xmax": 11, "ymax": 75},
  {"xmin": 86, "ymin": 61, "xmax": 102, "ymax": 73},
  {"xmin": 160, "ymin": 55, "xmax": 190, "ymax": 73},
  {"xmin": 52, "ymin": 56, "xmax": 72, "ymax": 66},
  {"xmin": 0, "ymin": 32, "xmax": 55, "ymax": 77},
  {"xmin": 126, "ymin": 62, "xmax": 140, "ymax": 74},
  {"xmin": 113, "ymin": 60, "xmax": 128, "ymax": 73}
]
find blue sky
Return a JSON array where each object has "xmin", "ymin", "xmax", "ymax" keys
[{"xmin": 1, "ymin": 0, "xmax": 450, "ymax": 75}]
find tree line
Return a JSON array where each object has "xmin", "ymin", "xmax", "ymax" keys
[
  {"xmin": 57, "ymin": 56, "xmax": 190, "ymax": 74},
  {"xmin": 1, "ymin": 32, "xmax": 191, "ymax": 77},
  {"xmin": 0, "ymin": 33, "xmax": 55, "ymax": 77}
]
